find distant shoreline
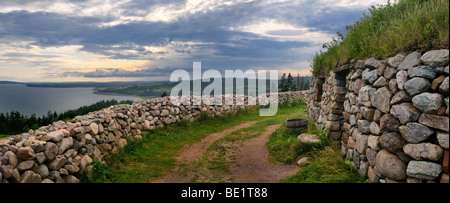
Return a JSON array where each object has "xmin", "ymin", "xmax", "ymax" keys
[{"xmin": 92, "ymin": 91, "xmax": 144, "ymax": 100}]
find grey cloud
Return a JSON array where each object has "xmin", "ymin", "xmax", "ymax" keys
[
  {"xmin": 0, "ymin": 0, "xmax": 376, "ymax": 80},
  {"xmin": 1, "ymin": 52, "xmax": 60, "ymax": 58},
  {"xmin": 62, "ymin": 67, "xmax": 178, "ymax": 78}
]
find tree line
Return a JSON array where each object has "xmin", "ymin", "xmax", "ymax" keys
[
  {"xmin": 279, "ymin": 73, "xmax": 311, "ymax": 92},
  {"xmin": 0, "ymin": 99, "xmax": 133, "ymax": 135}
]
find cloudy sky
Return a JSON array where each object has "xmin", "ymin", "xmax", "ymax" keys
[{"xmin": 0, "ymin": 0, "xmax": 387, "ymax": 82}]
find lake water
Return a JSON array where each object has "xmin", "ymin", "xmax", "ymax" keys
[{"xmin": 0, "ymin": 84, "xmax": 138, "ymax": 117}]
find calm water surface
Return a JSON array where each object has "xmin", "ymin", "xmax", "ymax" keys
[{"xmin": 0, "ymin": 84, "xmax": 138, "ymax": 116}]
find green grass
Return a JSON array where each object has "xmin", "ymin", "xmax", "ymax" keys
[
  {"xmin": 83, "ymin": 100, "xmax": 307, "ymax": 183},
  {"xmin": 267, "ymin": 119, "xmax": 365, "ymax": 183},
  {"xmin": 0, "ymin": 134, "xmax": 10, "ymax": 139},
  {"xmin": 312, "ymin": 0, "xmax": 449, "ymax": 75},
  {"xmin": 267, "ymin": 120, "xmax": 331, "ymax": 165},
  {"xmin": 281, "ymin": 146, "xmax": 367, "ymax": 183}
]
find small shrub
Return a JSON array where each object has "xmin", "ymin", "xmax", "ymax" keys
[
  {"xmin": 80, "ymin": 160, "xmax": 112, "ymax": 183},
  {"xmin": 281, "ymin": 146, "xmax": 366, "ymax": 183},
  {"xmin": 267, "ymin": 121, "xmax": 330, "ymax": 164}
]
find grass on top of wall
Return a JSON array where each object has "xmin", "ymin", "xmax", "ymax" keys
[{"xmin": 312, "ymin": 0, "xmax": 449, "ymax": 75}]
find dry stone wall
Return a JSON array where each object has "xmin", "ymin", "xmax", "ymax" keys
[
  {"xmin": 306, "ymin": 49, "xmax": 449, "ymax": 183},
  {"xmin": 0, "ymin": 91, "xmax": 306, "ymax": 183}
]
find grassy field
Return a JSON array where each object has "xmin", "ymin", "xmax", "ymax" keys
[
  {"xmin": 312, "ymin": 0, "xmax": 449, "ymax": 75},
  {"xmin": 82, "ymin": 100, "xmax": 365, "ymax": 183}
]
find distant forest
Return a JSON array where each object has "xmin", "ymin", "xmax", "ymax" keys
[
  {"xmin": 0, "ymin": 99, "xmax": 133, "ymax": 136},
  {"xmin": 279, "ymin": 73, "xmax": 311, "ymax": 92},
  {"xmin": 95, "ymin": 76, "xmax": 311, "ymax": 98}
]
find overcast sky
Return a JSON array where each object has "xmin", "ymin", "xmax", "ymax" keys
[{"xmin": 0, "ymin": 0, "xmax": 387, "ymax": 82}]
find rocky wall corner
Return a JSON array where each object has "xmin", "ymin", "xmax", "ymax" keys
[{"xmin": 306, "ymin": 49, "xmax": 449, "ymax": 183}]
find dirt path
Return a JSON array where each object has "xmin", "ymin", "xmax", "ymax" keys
[
  {"xmin": 152, "ymin": 120, "xmax": 260, "ymax": 183},
  {"xmin": 152, "ymin": 121, "xmax": 299, "ymax": 183},
  {"xmin": 230, "ymin": 124, "xmax": 299, "ymax": 183}
]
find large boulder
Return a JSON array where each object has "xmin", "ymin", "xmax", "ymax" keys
[
  {"xmin": 16, "ymin": 160, "xmax": 34, "ymax": 171},
  {"xmin": 365, "ymin": 57, "xmax": 381, "ymax": 69},
  {"xmin": 4, "ymin": 151, "xmax": 18, "ymax": 168},
  {"xmin": 357, "ymin": 120, "xmax": 370, "ymax": 134},
  {"xmin": 408, "ymin": 66, "xmax": 436, "ymax": 80},
  {"xmin": 403, "ymin": 143, "xmax": 444, "ymax": 162},
  {"xmin": 387, "ymin": 54, "xmax": 406, "ymax": 68},
  {"xmin": 89, "ymin": 123, "xmax": 99, "ymax": 135},
  {"xmin": 380, "ymin": 114, "xmax": 400, "ymax": 132},
  {"xmin": 368, "ymin": 135, "xmax": 381, "ymax": 151},
  {"xmin": 379, "ymin": 132, "xmax": 407, "ymax": 153},
  {"xmin": 396, "ymin": 70, "xmax": 409, "ymax": 90},
  {"xmin": 373, "ymin": 77, "xmax": 389, "ymax": 87},
  {"xmin": 48, "ymin": 155, "xmax": 67, "ymax": 171},
  {"xmin": 390, "ymin": 91, "xmax": 412, "ymax": 105},
  {"xmin": 399, "ymin": 122, "xmax": 434, "ymax": 144},
  {"xmin": 20, "ymin": 171, "xmax": 42, "ymax": 183},
  {"xmin": 412, "ymin": 93, "xmax": 443, "ymax": 114},
  {"xmin": 384, "ymin": 66, "xmax": 398, "ymax": 79},
  {"xmin": 362, "ymin": 68, "xmax": 378, "ymax": 84},
  {"xmin": 418, "ymin": 113, "xmax": 449, "ymax": 132},
  {"xmin": 355, "ymin": 134, "xmax": 369, "ymax": 154},
  {"xmin": 79, "ymin": 155, "xmax": 93, "ymax": 174},
  {"xmin": 420, "ymin": 49, "xmax": 449, "ymax": 68},
  {"xmin": 404, "ymin": 77, "xmax": 430, "ymax": 96},
  {"xmin": 406, "ymin": 161, "xmax": 443, "ymax": 180},
  {"xmin": 431, "ymin": 75, "xmax": 446, "ymax": 90},
  {"xmin": 44, "ymin": 142, "xmax": 59, "ymax": 161},
  {"xmin": 353, "ymin": 78, "xmax": 365, "ymax": 93},
  {"xmin": 17, "ymin": 146, "xmax": 35, "ymax": 160},
  {"xmin": 370, "ymin": 122, "xmax": 381, "ymax": 135},
  {"xmin": 359, "ymin": 85, "xmax": 376, "ymax": 107},
  {"xmin": 390, "ymin": 102, "xmax": 420, "ymax": 124},
  {"xmin": 398, "ymin": 51, "xmax": 421, "ymax": 70},
  {"xmin": 58, "ymin": 137, "xmax": 73, "ymax": 155},
  {"xmin": 437, "ymin": 132, "xmax": 449, "ymax": 150},
  {"xmin": 371, "ymin": 87, "xmax": 392, "ymax": 113},
  {"xmin": 46, "ymin": 130, "xmax": 64, "ymax": 142},
  {"xmin": 0, "ymin": 165, "xmax": 13, "ymax": 179},
  {"xmin": 375, "ymin": 149, "xmax": 407, "ymax": 180}
]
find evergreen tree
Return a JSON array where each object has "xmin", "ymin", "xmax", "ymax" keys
[
  {"xmin": 296, "ymin": 73, "xmax": 301, "ymax": 91},
  {"xmin": 300, "ymin": 76, "xmax": 305, "ymax": 90},
  {"xmin": 279, "ymin": 73, "xmax": 287, "ymax": 92},
  {"xmin": 286, "ymin": 73, "xmax": 296, "ymax": 91}
]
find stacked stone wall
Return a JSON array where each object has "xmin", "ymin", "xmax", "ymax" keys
[
  {"xmin": 0, "ymin": 91, "xmax": 307, "ymax": 183},
  {"xmin": 306, "ymin": 49, "xmax": 449, "ymax": 183}
]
